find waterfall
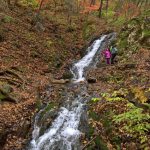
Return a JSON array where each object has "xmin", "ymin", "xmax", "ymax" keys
[
  {"xmin": 72, "ymin": 35, "xmax": 106, "ymax": 82},
  {"xmin": 28, "ymin": 34, "xmax": 111, "ymax": 150}
]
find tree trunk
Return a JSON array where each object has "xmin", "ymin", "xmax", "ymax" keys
[
  {"xmin": 98, "ymin": 0, "xmax": 103, "ymax": 18},
  {"xmin": 90, "ymin": 0, "xmax": 96, "ymax": 6},
  {"xmin": 106, "ymin": 0, "xmax": 109, "ymax": 14}
]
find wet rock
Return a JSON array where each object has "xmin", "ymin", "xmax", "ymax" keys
[
  {"xmin": 62, "ymin": 71, "xmax": 73, "ymax": 79},
  {"xmin": 87, "ymin": 77, "xmax": 97, "ymax": 83}
]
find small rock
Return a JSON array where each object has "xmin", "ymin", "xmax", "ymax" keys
[
  {"xmin": 87, "ymin": 77, "xmax": 97, "ymax": 83},
  {"xmin": 35, "ymin": 22, "xmax": 45, "ymax": 32}
]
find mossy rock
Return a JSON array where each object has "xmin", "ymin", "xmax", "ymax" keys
[
  {"xmin": 35, "ymin": 102, "xmax": 58, "ymax": 136},
  {"xmin": 0, "ymin": 82, "xmax": 13, "ymax": 94},
  {"xmin": 62, "ymin": 71, "xmax": 73, "ymax": 79}
]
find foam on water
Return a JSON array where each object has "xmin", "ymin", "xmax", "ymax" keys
[{"xmin": 29, "ymin": 35, "xmax": 107, "ymax": 150}]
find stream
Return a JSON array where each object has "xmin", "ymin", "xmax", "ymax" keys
[{"xmin": 28, "ymin": 33, "xmax": 116, "ymax": 150}]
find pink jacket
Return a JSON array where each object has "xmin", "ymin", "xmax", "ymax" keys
[{"xmin": 102, "ymin": 49, "xmax": 111, "ymax": 58}]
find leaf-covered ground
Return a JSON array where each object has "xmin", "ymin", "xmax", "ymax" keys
[{"xmin": 83, "ymin": 15, "xmax": 150, "ymax": 149}]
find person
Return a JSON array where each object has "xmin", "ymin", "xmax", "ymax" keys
[
  {"xmin": 110, "ymin": 45, "xmax": 118, "ymax": 64},
  {"xmin": 101, "ymin": 47, "xmax": 111, "ymax": 65}
]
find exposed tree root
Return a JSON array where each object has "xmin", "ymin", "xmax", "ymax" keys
[
  {"xmin": 0, "ymin": 69, "xmax": 24, "ymax": 81},
  {"xmin": 0, "ymin": 69, "xmax": 25, "ymax": 88},
  {"xmin": 0, "ymin": 76, "xmax": 22, "ymax": 86}
]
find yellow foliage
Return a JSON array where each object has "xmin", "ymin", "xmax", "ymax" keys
[{"xmin": 131, "ymin": 87, "xmax": 148, "ymax": 104}]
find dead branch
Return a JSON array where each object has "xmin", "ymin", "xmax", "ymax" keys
[{"xmin": 81, "ymin": 136, "xmax": 97, "ymax": 150}]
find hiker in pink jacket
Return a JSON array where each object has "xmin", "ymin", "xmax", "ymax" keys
[{"xmin": 101, "ymin": 48, "xmax": 111, "ymax": 64}]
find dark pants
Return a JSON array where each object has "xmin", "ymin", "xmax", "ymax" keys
[
  {"xmin": 111, "ymin": 53, "xmax": 117, "ymax": 64},
  {"xmin": 106, "ymin": 58, "xmax": 111, "ymax": 64}
]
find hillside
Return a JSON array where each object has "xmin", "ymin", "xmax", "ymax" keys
[{"xmin": 0, "ymin": 1, "xmax": 150, "ymax": 150}]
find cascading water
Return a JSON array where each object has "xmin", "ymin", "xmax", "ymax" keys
[
  {"xmin": 72, "ymin": 35, "xmax": 106, "ymax": 82},
  {"xmin": 28, "ymin": 34, "xmax": 115, "ymax": 150}
]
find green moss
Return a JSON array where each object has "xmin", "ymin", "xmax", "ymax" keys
[
  {"xmin": 102, "ymin": 112, "xmax": 113, "ymax": 135},
  {"xmin": 89, "ymin": 111, "xmax": 100, "ymax": 121},
  {"xmin": 88, "ymin": 124, "xmax": 95, "ymax": 137},
  {"xmin": 2, "ymin": 15, "xmax": 14, "ymax": 23},
  {"xmin": 118, "ymin": 38, "xmax": 128, "ymax": 49},
  {"xmin": 142, "ymin": 29, "xmax": 150, "ymax": 38},
  {"xmin": 111, "ymin": 136, "xmax": 121, "ymax": 150},
  {"xmin": 0, "ymin": 92, "xmax": 6, "ymax": 101},
  {"xmin": 62, "ymin": 72, "xmax": 73, "ymax": 79},
  {"xmin": 113, "ymin": 17, "xmax": 126, "ymax": 27},
  {"xmin": 95, "ymin": 136, "xmax": 108, "ymax": 150},
  {"xmin": 40, "ymin": 102, "xmax": 57, "ymax": 118},
  {"xmin": 83, "ymin": 22, "xmax": 96, "ymax": 40},
  {"xmin": 20, "ymin": 0, "xmax": 39, "ymax": 8},
  {"xmin": 36, "ymin": 98, "xmax": 42, "ymax": 110}
]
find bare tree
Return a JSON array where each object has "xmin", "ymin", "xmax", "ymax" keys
[
  {"xmin": 98, "ymin": 0, "xmax": 103, "ymax": 18},
  {"xmin": 90, "ymin": 0, "xmax": 96, "ymax": 6},
  {"xmin": 105, "ymin": 0, "xmax": 109, "ymax": 14}
]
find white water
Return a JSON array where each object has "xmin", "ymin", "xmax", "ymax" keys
[
  {"xmin": 29, "ymin": 35, "xmax": 106, "ymax": 150},
  {"xmin": 72, "ymin": 35, "xmax": 106, "ymax": 82}
]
